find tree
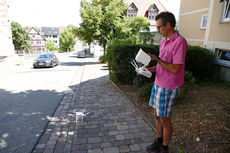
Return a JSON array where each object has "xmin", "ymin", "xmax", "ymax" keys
[
  {"xmin": 11, "ymin": 21, "xmax": 31, "ymax": 51},
  {"xmin": 139, "ymin": 32, "xmax": 155, "ymax": 44},
  {"xmin": 126, "ymin": 16, "xmax": 150, "ymax": 35},
  {"xmin": 46, "ymin": 39, "xmax": 58, "ymax": 51},
  {"xmin": 78, "ymin": 0, "xmax": 151, "ymax": 55},
  {"xmin": 79, "ymin": 0, "xmax": 129, "ymax": 55},
  {"xmin": 59, "ymin": 27, "xmax": 76, "ymax": 52},
  {"xmin": 125, "ymin": 16, "xmax": 151, "ymax": 43}
]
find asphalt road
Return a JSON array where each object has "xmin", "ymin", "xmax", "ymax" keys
[{"xmin": 0, "ymin": 52, "xmax": 90, "ymax": 153}]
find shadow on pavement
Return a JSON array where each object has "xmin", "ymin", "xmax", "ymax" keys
[
  {"xmin": 60, "ymin": 61, "xmax": 100, "ymax": 66},
  {"xmin": 32, "ymin": 72, "xmax": 159, "ymax": 153},
  {"xmin": 0, "ymin": 88, "xmax": 64, "ymax": 153}
]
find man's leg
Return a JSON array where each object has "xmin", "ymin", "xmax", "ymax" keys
[
  {"xmin": 159, "ymin": 117, "xmax": 172, "ymax": 152},
  {"xmin": 146, "ymin": 109, "xmax": 163, "ymax": 152},
  {"xmin": 154, "ymin": 108, "xmax": 163, "ymax": 138}
]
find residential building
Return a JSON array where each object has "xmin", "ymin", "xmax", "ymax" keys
[
  {"xmin": 124, "ymin": 0, "xmax": 166, "ymax": 32},
  {"xmin": 27, "ymin": 27, "xmax": 46, "ymax": 53},
  {"xmin": 0, "ymin": 0, "xmax": 14, "ymax": 57},
  {"xmin": 179, "ymin": 0, "xmax": 230, "ymax": 81},
  {"xmin": 40, "ymin": 27, "xmax": 59, "ymax": 48}
]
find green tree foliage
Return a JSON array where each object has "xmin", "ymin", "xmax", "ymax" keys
[
  {"xmin": 59, "ymin": 27, "xmax": 76, "ymax": 52},
  {"xmin": 77, "ymin": 0, "xmax": 102, "ymax": 47},
  {"xmin": 78, "ymin": 0, "xmax": 151, "ymax": 55},
  {"xmin": 11, "ymin": 21, "xmax": 31, "ymax": 51},
  {"xmin": 66, "ymin": 25, "xmax": 79, "ymax": 37},
  {"xmin": 126, "ymin": 16, "xmax": 151, "ymax": 44},
  {"xmin": 139, "ymin": 32, "xmax": 155, "ymax": 44},
  {"xmin": 46, "ymin": 39, "xmax": 58, "ymax": 51},
  {"xmin": 126, "ymin": 16, "xmax": 150, "ymax": 35}
]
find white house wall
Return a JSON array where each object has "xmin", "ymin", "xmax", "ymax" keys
[{"xmin": 0, "ymin": 0, "xmax": 14, "ymax": 56}]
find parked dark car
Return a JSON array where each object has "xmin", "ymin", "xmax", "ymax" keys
[
  {"xmin": 77, "ymin": 50, "xmax": 86, "ymax": 58},
  {"xmin": 82, "ymin": 48, "xmax": 88, "ymax": 54},
  {"xmin": 33, "ymin": 53, "xmax": 59, "ymax": 68},
  {"xmin": 15, "ymin": 50, "xmax": 24, "ymax": 56}
]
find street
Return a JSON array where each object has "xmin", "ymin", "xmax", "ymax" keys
[{"xmin": 0, "ymin": 52, "xmax": 92, "ymax": 153}]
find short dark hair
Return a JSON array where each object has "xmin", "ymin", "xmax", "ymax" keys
[{"xmin": 155, "ymin": 11, "xmax": 176, "ymax": 28}]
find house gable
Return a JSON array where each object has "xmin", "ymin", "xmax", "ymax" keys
[
  {"xmin": 28, "ymin": 27, "xmax": 46, "ymax": 41},
  {"xmin": 127, "ymin": 3, "xmax": 138, "ymax": 17},
  {"xmin": 27, "ymin": 27, "xmax": 46, "ymax": 51},
  {"xmin": 145, "ymin": 4, "xmax": 159, "ymax": 20},
  {"xmin": 124, "ymin": 0, "xmax": 166, "ymax": 26}
]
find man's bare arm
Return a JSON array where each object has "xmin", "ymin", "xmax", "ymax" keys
[
  {"xmin": 149, "ymin": 54, "xmax": 182, "ymax": 74},
  {"xmin": 158, "ymin": 60, "xmax": 182, "ymax": 74}
]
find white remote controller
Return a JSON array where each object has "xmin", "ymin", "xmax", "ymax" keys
[
  {"xmin": 131, "ymin": 59, "xmax": 152, "ymax": 78},
  {"xmin": 136, "ymin": 66, "xmax": 152, "ymax": 78}
]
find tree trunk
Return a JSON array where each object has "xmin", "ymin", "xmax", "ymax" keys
[
  {"xmin": 103, "ymin": 43, "xmax": 106, "ymax": 56},
  {"xmin": 88, "ymin": 43, "xmax": 91, "ymax": 54},
  {"xmin": 102, "ymin": 39, "xmax": 107, "ymax": 56}
]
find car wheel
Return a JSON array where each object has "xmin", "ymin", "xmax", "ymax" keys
[{"xmin": 51, "ymin": 62, "xmax": 54, "ymax": 68}]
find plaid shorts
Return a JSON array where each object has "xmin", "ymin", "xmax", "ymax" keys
[{"xmin": 149, "ymin": 83, "xmax": 179, "ymax": 117}]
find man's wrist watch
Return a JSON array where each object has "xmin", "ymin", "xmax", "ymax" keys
[{"xmin": 155, "ymin": 56, "xmax": 160, "ymax": 62}]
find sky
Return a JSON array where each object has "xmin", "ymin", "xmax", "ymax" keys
[{"xmin": 7, "ymin": 0, "xmax": 181, "ymax": 27}]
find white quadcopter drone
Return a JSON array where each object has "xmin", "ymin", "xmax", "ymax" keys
[{"xmin": 130, "ymin": 48, "xmax": 152, "ymax": 78}]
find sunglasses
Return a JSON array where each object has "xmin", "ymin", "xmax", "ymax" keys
[{"xmin": 156, "ymin": 23, "xmax": 166, "ymax": 30}]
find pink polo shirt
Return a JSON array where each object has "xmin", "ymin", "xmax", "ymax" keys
[{"xmin": 155, "ymin": 31, "xmax": 188, "ymax": 89}]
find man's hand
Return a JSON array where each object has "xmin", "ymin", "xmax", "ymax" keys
[
  {"xmin": 145, "ymin": 66, "xmax": 156, "ymax": 72},
  {"xmin": 148, "ymin": 54, "xmax": 157, "ymax": 61},
  {"xmin": 148, "ymin": 54, "xmax": 182, "ymax": 74}
]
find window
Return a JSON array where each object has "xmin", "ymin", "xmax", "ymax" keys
[
  {"xmin": 221, "ymin": 0, "xmax": 230, "ymax": 22},
  {"xmin": 200, "ymin": 14, "xmax": 208, "ymax": 29},
  {"xmin": 127, "ymin": 10, "xmax": 137, "ymax": 17},
  {"xmin": 148, "ymin": 5, "xmax": 159, "ymax": 20},
  {"xmin": 53, "ymin": 35, "xmax": 57, "ymax": 38},
  {"xmin": 216, "ymin": 48, "xmax": 230, "ymax": 67},
  {"xmin": 127, "ymin": 3, "xmax": 138, "ymax": 17}
]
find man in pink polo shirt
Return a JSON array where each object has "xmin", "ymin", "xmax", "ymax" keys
[{"xmin": 146, "ymin": 12, "xmax": 188, "ymax": 153}]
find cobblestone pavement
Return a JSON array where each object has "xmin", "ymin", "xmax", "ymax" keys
[{"xmin": 32, "ymin": 62, "xmax": 156, "ymax": 153}]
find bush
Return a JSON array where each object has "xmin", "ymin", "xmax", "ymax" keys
[
  {"xmin": 178, "ymin": 71, "xmax": 196, "ymax": 100},
  {"xmin": 132, "ymin": 74, "xmax": 155, "ymax": 87},
  {"xmin": 108, "ymin": 41, "xmax": 215, "ymax": 85},
  {"xmin": 185, "ymin": 46, "xmax": 215, "ymax": 81},
  {"xmin": 137, "ymin": 82, "xmax": 154, "ymax": 98},
  {"xmin": 184, "ymin": 71, "xmax": 196, "ymax": 85},
  {"xmin": 107, "ymin": 39, "xmax": 159, "ymax": 84},
  {"xmin": 99, "ymin": 55, "xmax": 107, "ymax": 63},
  {"xmin": 133, "ymin": 75, "xmax": 148, "ymax": 87}
]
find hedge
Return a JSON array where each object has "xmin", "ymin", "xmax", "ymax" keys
[
  {"xmin": 107, "ymin": 40, "xmax": 215, "ymax": 85},
  {"xmin": 107, "ymin": 40, "xmax": 159, "ymax": 84},
  {"xmin": 185, "ymin": 46, "xmax": 215, "ymax": 81}
]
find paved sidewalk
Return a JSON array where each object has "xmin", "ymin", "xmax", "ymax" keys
[{"xmin": 32, "ymin": 62, "xmax": 156, "ymax": 153}]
